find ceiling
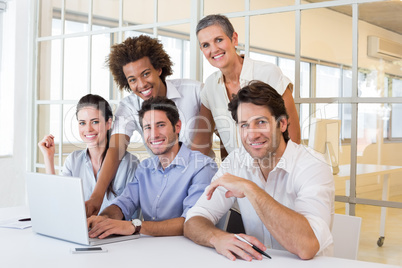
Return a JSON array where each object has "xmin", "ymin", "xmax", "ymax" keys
[{"xmin": 307, "ymin": 0, "xmax": 402, "ymax": 35}]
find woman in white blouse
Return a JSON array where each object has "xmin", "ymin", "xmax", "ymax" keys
[
  {"xmin": 38, "ymin": 94, "xmax": 139, "ymax": 213},
  {"xmin": 192, "ymin": 14, "xmax": 301, "ymax": 158}
]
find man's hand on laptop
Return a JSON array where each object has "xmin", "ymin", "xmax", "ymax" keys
[{"xmin": 87, "ymin": 216, "xmax": 135, "ymax": 239}]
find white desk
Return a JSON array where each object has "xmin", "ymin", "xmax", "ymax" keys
[
  {"xmin": 1, "ymin": 207, "xmax": 399, "ymax": 268},
  {"xmin": 334, "ymin": 164, "xmax": 402, "ymax": 246}
]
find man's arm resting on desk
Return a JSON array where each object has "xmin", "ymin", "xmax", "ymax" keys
[
  {"xmin": 248, "ymin": 185, "xmax": 319, "ymax": 259},
  {"xmin": 85, "ymin": 134, "xmax": 130, "ymax": 217},
  {"xmin": 207, "ymin": 173, "xmax": 319, "ymax": 260},
  {"xmin": 184, "ymin": 216, "xmax": 265, "ymax": 261},
  {"xmin": 141, "ymin": 217, "xmax": 185, "ymax": 237}
]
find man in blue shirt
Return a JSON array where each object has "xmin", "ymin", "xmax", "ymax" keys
[{"xmin": 87, "ymin": 97, "xmax": 217, "ymax": 237}]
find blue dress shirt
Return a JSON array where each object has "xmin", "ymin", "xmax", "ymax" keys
[{"xmin": 111, "ymin": 144, "xmax": 217, "ymax": 221}]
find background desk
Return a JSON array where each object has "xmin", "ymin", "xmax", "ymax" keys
[
  {"xmin": 334, "ymin": 164, "xmax": 402, "ymax": 246},
  {"xmin": 1, "ymin": 207, "xmax": 400, "ymax": 268}
]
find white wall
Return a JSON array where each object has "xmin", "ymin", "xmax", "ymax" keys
[{"xmin": 0, "ymin": 0, "xmax": 32, "ymax": 207}]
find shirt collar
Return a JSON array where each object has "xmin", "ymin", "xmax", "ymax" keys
[
  {"xmin": 272, "ymin": 139, "xmax": 296, "ymax": 174},
  {"xmin": 240, "ymin": 139, "xmax": 296, "ymax": 174},
  {"xmin": 84, "ymin": 148, "xmax": 91, "ymax": 162},
  {"xmin": 216, "ymin": 56, "xmax": 252, "ymax": 85},
  {"xmin": 239, "ymin": 56, "xmax": 253, "ymax": 82},
  {"xmin": 165, "ymin": 80, "xmax": 181, "ymax": 100},
  {"xmin": 150, "ymin": 142, "xmax": 190, "ymax": 171},
  {"xmin": 217, "ymin": 71, "xmax": 225, "ymax": 84}
]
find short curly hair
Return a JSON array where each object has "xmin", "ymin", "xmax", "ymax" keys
[{"xmin": 106, "ymin": 35, "xmax": 173, "ymax": 93}]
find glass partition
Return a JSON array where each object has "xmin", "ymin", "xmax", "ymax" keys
[{"xmin": 32, "ymin": 1, "xmax": 402, "ymax": 264}]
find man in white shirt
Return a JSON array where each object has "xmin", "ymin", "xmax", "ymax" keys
[
  {"xmin": 85, "ymin": 35, "xmax": 203, "ymax": 216},
  {"xmin": 184, "ymin": 81, "xmax": 334, "ymax": 261}
]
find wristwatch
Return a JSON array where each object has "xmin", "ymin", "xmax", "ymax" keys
[{"xmin": 131, "ymin": 219, "xmax": 142, "ymax": 235}]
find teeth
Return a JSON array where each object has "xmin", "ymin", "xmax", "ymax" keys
[
  {"xmin": 151, "ymin": 141, "xmax": 163, "ymax": 145},
  {"xmin": 86, "ymin": 135, "xmax": 96, "ymax": 138},
  {"xmin": 251, "ymin": 142, "xmax": 264, "ymax": 146},
  {"xmin": 213, "ymin": 54, "xmax": 224, "ymax": 59},
  {"xmin": 142, "ymin": 89, "xmax": 152, "ymax": 96}
]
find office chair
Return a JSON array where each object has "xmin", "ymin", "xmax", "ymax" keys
[{"xmin": 331, "ymin": 213, "xmax": 362, "ymax": 260}]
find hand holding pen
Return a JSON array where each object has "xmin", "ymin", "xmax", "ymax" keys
[{"xmin": 234, "ymin": 234, "xmax": 272, "ymax": 259}]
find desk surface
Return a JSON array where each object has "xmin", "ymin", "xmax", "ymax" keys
[
  {"xmin": 335, "ymin": 164, "xmax": 402, "ymax": 179},
  {"xmin": 1, "ymin": 206, "xmax": 399, "ymax": 268}
]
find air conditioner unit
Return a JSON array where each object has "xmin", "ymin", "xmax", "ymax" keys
[{"xmin": 367, "ymin": 36, "xmax": 402, "ymax": 62}]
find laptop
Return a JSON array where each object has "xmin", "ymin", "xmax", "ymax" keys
[{"xmin": 26, "ymin": 172, "xmax": 140, "ymax": 246}]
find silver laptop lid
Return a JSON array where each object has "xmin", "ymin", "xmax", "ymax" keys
[{"xmin": 26, "ymin": 172, "xmax": 90, "ymax": 245}]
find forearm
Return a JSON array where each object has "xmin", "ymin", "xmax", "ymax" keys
[
  {"xmin": 191, "ymin": 105, "xmax": 215, "ymax": 156},
  {"xmin": 245, "ymin": 183, "xmax": 319, "ymax": 259},
  {"xmin": 99, "ymin": 204, "xmax": 124, "ymax": 220},
  {"xmin": 283, "ymin": 87, "xmax": 301, "ymax": 144},
  {"xmin": 287, "ymin": 116, "xmax": 301, "ymax": 144},
  {"xmin": 43, "ymin": 156, "xmax": 56, "ymax": 175},
  {"xmin": 141, "ymin": 217, "xmax": 185, "ymax": 237},
  {"xmin": 191, "ymin": 133, "xmax": 213, "ymax": 156},
  {"xmin": 91, "ymin": 149, "xmax": 121, "ymax": 198},
  {"xmin": 184, "ymin": 216, "xmax": 227, "ymax": 248},
  {"xmin": 91, "ymin": 134, "xmax": 129, "ymax": 200}
]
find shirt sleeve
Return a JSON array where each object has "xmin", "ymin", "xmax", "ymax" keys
[
  {"xmin": 251, "ymin": 58, "xmax": 292, "ymax": 96},
  {"xmin": 294, "ymin": 154, "xmax": 334, "ymax": 255},
  {"xmin": 181, "ymin": 159, "xmax": 218, "ymax": 218},
  {"xmin": 111, "ymin": 174, "xmax": 140, "ymax": 220},
  {"xmin": 112, "ymin": 152, "xmax": 140, "ymax": 198},
  {"xmin": 263, "ymin": 66, "xmax": 291, "ymax": 96},
  {"xmin": 273, "ymin": 70, "xmax": 292, "ymax": 96},
  {"xmin": 122, "ymin": 152, "xmax": 139, "ymax": 186},
  {"xmin": 61, "ymin": 153, "xmax": 74, "ymax": 176},
  {"xmin": 111, "ymin": 100, "xmax": 140, "ymax": 138},
  {"xmin": 200, "ymin": 75, "xmax": 214, "ymax": 110},
  {"xmin": 185, "ymin": 158, "xmax": 236, "ymax": 225}
]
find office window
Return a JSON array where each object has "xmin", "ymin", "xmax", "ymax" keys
[
  {"xmin": 30, "ymin": 1, "xmax": 402, "ymax": 265},
  {"xmin": 249, "ymin": 51, "xmax": 277, "ymax": 64},
  {"xmin": 34, "ymin": 1, "xmax": 193, "ymax": 172}
]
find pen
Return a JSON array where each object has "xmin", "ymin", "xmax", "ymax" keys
[{"xmin": 234, "ymin": 234, "xmax": 272, "ymax": 259}]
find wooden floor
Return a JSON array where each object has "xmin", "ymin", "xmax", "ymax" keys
[{"xmin": 336, "ymin": 196, "xmax": 402, "ymax": 266}]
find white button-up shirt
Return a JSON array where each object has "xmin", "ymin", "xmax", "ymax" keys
[
  {"xmin": 186, "ymin": 140, "xmax": 335, "ymax": 256},
  {"xmin": 112, "ymin": 79, "xmax": 203, "ymax": 155},
  {"xmin": 201, "ymin": 57, "xmax": 292, "ymax": 154}
]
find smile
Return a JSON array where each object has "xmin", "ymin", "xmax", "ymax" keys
[
  {"xmin": 212, "ymin": 53, "xmax": 224, "ymax": 60},
  {"xmin": 250, "ymin": 141, "xmax": 266, "ymax": 146},
  {"xmin": 141, "ymin": 88, "xmax": 152, "ymax": 97},
  {"xmin": 150, "ymin": 140, "xmax": 164, "ymax": 145}
]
